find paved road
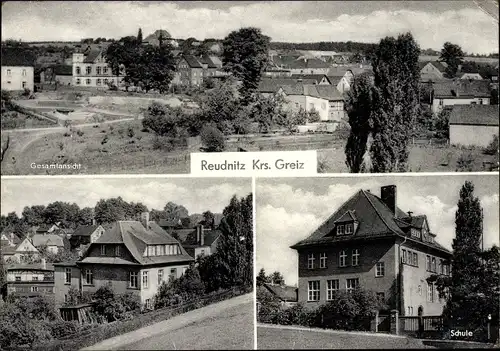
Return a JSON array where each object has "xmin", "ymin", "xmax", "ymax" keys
[{"xmin": 83, "ymin": 293, "xmax": 254, "ymax": 350}]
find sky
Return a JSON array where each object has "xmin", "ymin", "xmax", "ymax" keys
[
  {"xmin": 256, "ymin": 174, "xmax": 499, "ymax": 286},
  {"xmin": 0, "ymin": 177, "xmax": 251, "ymax": 216},
  {"xmin": 1, "ymin": 1, "xmax": 498, "ymax": 54}
]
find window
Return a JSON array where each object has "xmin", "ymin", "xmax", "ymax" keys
[
  {"xmin": 413, "ymin": 252, "xmax": 418, "ymax": 266},
  {"xmin": 22, "ymin": 69, "xmax": 26, "ymax": 76},
  {"xmin": 142, "ymin": 271, "xmax": 149, "ymax": 288},
  {"xmin": 97, "ymin": 67, "xmax": 102, "ymax": 75},
  {"xmin": 103, "ymin": 67, "xmax": 108, "ymax": 74},
  {"xmin": 426, "ymin": 255, "xmax": 431, "ymax": 271},
  {"xmin": 402, "ymin": 249, "xmax": 407, "ymax": 263},
  {"xmin": 439, "ymin": 260, "xmax": 443, "ymax": 274},
  {"xmin": 337, "ymin": 225, "xmax": 344, "ymax": 235},
  {"xmin": 97, "ymin": 78, "xmax": 101, "ymax": 86},
  {"xmin": 479, "ymin": 98, "xmax": 483, "ymax": 105},
  {"xmin": 115, "ymin": 245, "xmax": 121, "ymax": 256},
  {"xmin": 439, "ymin": 99, "xmax": 443, "ymax": 106},
  {"xmin": 182, "ymin": 267, "xmax": 187, "ymax": 275},
  {"xmin": 158, "ymin": 269, "xmax": 164, "ymax": 285},
  {"xmin": 22, "ymin": 81, "xmax": 27, "ymax": 88},
  {"xmin": 86, "ymin": 79, "xmax": 91, "ymax": 85},
  {"xmin": 76, "ymin": 78, "xmax": 81, "ymax": 85},
  {"xmin": 6, "ymin": 69, "xmax": 11, "ymax": 76},
  {"xmin": 100, "ymin": 245, "xmax": 106, "ymax": 255},
  {"xmin": 326, "ymin": 279, "xmax": 339, "ymax": 300},
  {"xmin": 200, "ymin": 249, "xmax": 205, "ymax": 255},
  {"xmin": 65, "ymin": 267, "xmax": 71, "ymax": 284},
  {"xmin": 308, "ymin": 280, "xmax": 320, "ymax": 301},
  {"xmin": 15, "ymin": 276, "xmax": 21, "ymax": 282},
  {"xmin": 339, "ymin": 250, "xmax": 347, "ymax": 267},
  {"xmin": 411, "ymin": 228, "xmax": 421, "ymax": 238},
  {"xmin": 33, "ymin": 276, "xmax": 39, "ymax": 281},
  {"xmin": 148, "ymin": 246, "xmax": 156, "ymax": 256},
  {"xmin": 158, "ymin": 245, "xmax": 165, "ymax": 256},
  {"xmin": 31, "ymin": 286, "xmax": 38, "ymax": 292},
  {"xmin": 307, "ymin": 253, "xmax": 315, "ymax": 269},
  {"xmin": 319, "ymin": 253, "xmax": 327, "ymax": 268},
  {"xmin": 64, "ymin": 294, "xmax": 68, "ymax": 303},
  {"xmin": 345, "ymin": 223, "xmax": 353, "ymax": 234},
  {"xmin": 85, "ymin": 269, "xmax": 93, "ymax": 285},
  {"xmin": 432, "ymin": 257, "xmax": 436, "ymax": 272},
  {"xmin": 346, "ymin": 278, "xmax": 359, "ymax": 293},
  {"xmin": 145, "ymin": 299, "xmax": 152, "ymax": 309},
  {"xmin": 352, "ymin": 249, "xmax": 360, "ymax": 266},
  {"xmin": 86, "ymin": 66, "xmax": 91, "ymax": 75},
  {"xmin": 129, "ymin": 272, "xmax": 138, "ymax": 288},
  {"xmin": 376, "ymin": 262, "xmax": 385, "ymax": 277},
  {"xmin": 104, "ymin": 78, "xmax": 108, "ymax": 84},
  {"xmin": 169, "ymin": 268, "xmax": 177, "ymax": 281},
  {"xmin": 418, "ymin": 285, "xmax": 422, "ymax": 295},
  {"xmin": 427, "ymin": 283, "xmax": 434, "ymax": 302},
  {"xmin": 76, "ymin": 67, "xmax": 81, "ymax": 75}
]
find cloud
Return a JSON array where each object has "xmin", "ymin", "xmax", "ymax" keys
[
  {"xmin": 1, "ymin": 2, "xmax": 498, "ymax": 54},
  {"xmin": 0, "ymin": 178, "xmax": 250, "ymax": 216}
]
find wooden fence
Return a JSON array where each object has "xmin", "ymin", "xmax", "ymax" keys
[{"xmin": 399, "ymin": 315, "xmax": 444, "ymax": 338}]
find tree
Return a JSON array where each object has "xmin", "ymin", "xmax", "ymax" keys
[
  {"xmin": 440, "ymin": 42, "xmax": 465, "ymax": 78},
  {"xmin": 307, "ymin": 107, "xmax": 320, "ymax": 123},
  {"xmin": 202, "ymin": 211, "xmax": 215, "ymax": 229},
  {"xmin": 370, "ymin": 33, "xmax": 420, "ymax": 172},
  {"xmin": 344, "ymin": 72, "xmax": 373, "ymax": 173},
  {"xmin": 137, "ymin": 28, "xmax": 143, "ymax": 45},
  {"xmin": 94, "ymin": 197, "xmax": 129, "ymax": 224},
  {"xmin": 251, "ymin": 93, "xmax": 285, "ymax": 133},
  {"xmin": 256, "ymin": 268, "xmax": 270, "ymax": 286},
  {"xmin": 269, "ymin": 271, "xmax": 285, "ymax": 285},
  {"xmin": 21, "ymin": 205, "xmax": 46, "ymax": 226},
  {"xmin": 78, "ymin": 207, "xmax": 95, "ymax": 225},
  {"xmin": 200, "ymin": 125, "xmax": 225, "ymax": 152},
  {"xmin": 142, "ymin": 102, "xmax": 187, "ymax": 138},
  {"xmin": 163, "ymin": 202, "xmax": 189, "ymax": 225},
  {"xmin": 430, "ymin": 181, "xmax": 499, "ymax": 340},
  {"xmin": 222, "ymin": 27, "xmax": 270, "ymax": 103}
]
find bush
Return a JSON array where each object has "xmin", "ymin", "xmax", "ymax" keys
[
  {"xmin": 456, "ymin": 152, "xmax": 475, "ymax": 172},
  {"xmin": 200, "ymin": 125, "xmax": 225, "ymax": 152},
  {"xmin": 152, "ymin": 135, "xmax": 175, "ymax": 152},
  {"xmin": 48, "ymin": 320, "xmax": 80, "ymax": 339},
  {"xmin": 483, "ymin": 135, "xmax": 499, "ymax": 156}
]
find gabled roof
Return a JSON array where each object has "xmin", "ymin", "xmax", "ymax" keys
[
  {"xmin": 419, "ymin": 61, "xmax": 447, "ymax": 73},
  {"xmin": 281, "ymin": 83, "xmax": 343, "ymax": 101},
  {"xmin": 53, "ymin": 65, "xmax": 73, "ymax": 76},
  {"xmin": 171, "ymin": 229, "xmax": 196, "ymax": 243},
  {"xmin": 263, "ymin": 283, "xmax": 298, "ymax": 302},
  {"xmin": 1, "ymin": 48, "xmax": 36, "ymax": 67},
  {"xmin": 257, "ymin": 78, "xmax": 316, "ymax": 93},
  {"xmin": 83, "ymin": 49, "xmax": 102, "ymax": 63},
  {"xmin": 198, "ymin": 55, "xmax": 217, "ymax": 68},
  {"xmin": 433, "ymin": 80, "xmax": 491, "ymax": 98},
  {"xmin": 82, "ymin": 221, "xmax": 193, "ymax": 266},
  {"xmin": 181, "ymin": 55, "xmax": 203, "ymax": 68},
  {"xmin": 291, "ymin": 189, "xmax": 451, "ymax": 255},
  {"xmin": 335, "ymin": 210, "xmax": 358, "ymax": 223},
  {"xmin": 449, "ymin": 105, "xmax": 499, "ymax": 126},
  {"xmin": 32, "ymin": 234, "xmax": 64, "ymax": 248},
  {"xmin": 290, "ymin": 74, "xmax": 331, "ymax": 84},
  {"xmin": 7, "ymin": 263, "xmax": 54, "ymax": 272},
  {"xmin": 72, "ymin": 225, "xmax": 101, "ymax": 237},
  {"xmin": 183, "ymin": 228, "xmax": 222, "ymax": 247}
]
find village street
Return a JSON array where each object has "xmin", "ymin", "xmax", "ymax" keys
[{"xmin": 83, "ymin": 293, "xmax": 254, "ymax": 350}]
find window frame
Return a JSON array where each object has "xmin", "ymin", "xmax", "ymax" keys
[
  {"xmin": 319, "ymin": 253, "xmax": 327, "ymax": 269},
  {"xmin": 326, "ymin": 279, "xmax": 339, "ymax": 301},
  {"xmin": 84, "ymin": 269, "xmax": 93, "ymax": 285},
  {"xmin": 100, "ymin": 245, "xmax": 106, "ymax": 256},
  {"xmin": 142, "ymin": 271, "xmax": 149, "ymax": 289},
  {"xmin": 375, "ymin": 262, "xmax": 385, "ymax": 277},
  {"xmin": 307, "ymin": 253, "xmax": 315, "ymax": 269},
  {"xmin": 339, "ymin": 250, "xmax": 347, "ymax": 267},
  {"xmin": 129, "ymin": 271, "xmax": 138, "ymax": 288},
  {"xmin": 65, "ymin": 267, "xmax": 72, "ymax": 284},
  {"xmin": 352, "ymin": 249, "xmax": 360, "ymax": 266},
  {"xmin": 336, "ymin": 224, "xmax": 345, "ymax": 235},
  {"xmin": 346, "ymin": 278, "xmax": 359, "ymax": 293},
  {"xmin": 345, "ymin": 223, "xmax": 353, "ymax": 234},
  {"xmin": 307, "ymin": 280, "xmax": 320, "ymax": 301}
]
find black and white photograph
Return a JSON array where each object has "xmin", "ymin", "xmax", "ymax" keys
[
  {"xmin": 0, "ymin": 177, "xmax": 254, "ymax": 350},
  {"xmin": 1, "ymin": 1, "xmax": 498, "ymax": 175},
  {"xmin": 256, "ymin": 174, "xmax": 499, "ymax": 349}
]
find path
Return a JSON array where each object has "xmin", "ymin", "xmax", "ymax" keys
[{"xmin": 83, "ymin": 293, "xmax": 254, "ymax": 350}]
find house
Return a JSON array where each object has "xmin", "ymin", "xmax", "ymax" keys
[
  {"xmin": 457, "ymin": 72, "xmax": 483, "ymax": 80},
  {"xmin": 448, "ymin": 105, "xmax": 499, "ymax": 147},
  {"xmin": 72, "ymin": 47, "xmax": 124, "ymax": 88},
  {"xmin": 173, "ymin": 55, "xmax": 205, "ymax": 86},
  {"xmin": 53, "ymin": 65, "xmax": 73, "ymax": 85},
  {"xmin": 53, "ymin": 261, "xmax": 82, "ymax": 307},
  {"xmin": 65, "ymin": 212, "xmax": 194, "ymax": 310},
  {"xmin": 432, "ymin": 80, "xmax": 491, "ymax": 114},
  {"xmin": 178, "ymin": 224, "xmax": 222, "ymax": 258},
  {"xmin": 7, "ymin": 237, "xmax": 40, "ymax": 263},
  {"xmin": 288, "ymin": 58, "xmax": 331, "ymax": 75},
  {"xmin": 290, "ymin": 185, "xmax": 452, "ymax": 316},
  {"xmin": 257, "ymin": 78, "xmax": 318, "ymax": 98},
  {"xmin": 419, "ymin": 61, "xmax": 447, "ymax": 81},
  {"xmin": 35, "ymin": 223, "xmax": 60, "ymax": 234},
  {"xmin": 32, "ymin": 233, "xmax": 65, "ymax": 254},
  {"xmin": 264, "ymin": 67, "xmax": 292, "ymax": 78},
  {"xmin": 280, "ymin": 84, "xmax": 345, "ymax": 122},
  {"xmin": 6, "ymin": 260, "xmax": 55, "ymax": 298},
  {"xmin": 1, "ymin": 229, "xmax": 21, "ymax": 247},
  {"xmin": 70, "ymin": 224, "xmax": 105, "ymax": 249},
  {"xmin": 1, "ymin": 47, "xmax": 36, "ymax": 92},
  {"xmin": 261, "ymin": 283, "xmax": 298, "ymax": 307}
]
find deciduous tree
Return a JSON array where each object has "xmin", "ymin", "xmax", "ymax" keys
[{"xmin": 440, "ymin": 42, "xmax": 465, "ymax": 78}]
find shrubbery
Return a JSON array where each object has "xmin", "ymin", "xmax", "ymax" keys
[
  {"xmin": 483, "ymin": 135, "xmax": 499, "ymax": 156},
  {"xmin": 155, "ymin": 265, "xmax": 205, "ymax": 309},
  {"xmin": 200, "ymin": 125, "xmax": 225, "ymax": 152}
]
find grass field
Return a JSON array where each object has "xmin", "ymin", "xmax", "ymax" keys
[{"xmin": 257, "ymin": 325, "xmax": 432, "ymax": 349}]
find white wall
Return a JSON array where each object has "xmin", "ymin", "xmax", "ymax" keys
[
  {"xmin": 285, "ymin": 95, "xmax": 330, "ymax": 121},
  {"xmin": 1, "ymin": 66, "xmax": 34, "ymax": 91},
  {"xmin": 450, "ymin": 125, "xmax": 499, "ymax": 147},
  {"xmin": 140, "ymin": 264, "xmax": 190, "ymax": 305}
]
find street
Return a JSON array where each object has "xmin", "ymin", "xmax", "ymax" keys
[{"xmin": 83, "ymin": 293, "xmax": 254, "ymax": 350}]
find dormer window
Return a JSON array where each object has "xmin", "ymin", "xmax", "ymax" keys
[
  {"xmin": 345, "ymin": 223, "xmax": 353, "ymax": 234},
  {"xmin": 411, "ymin": 228, "xmax": 421, "ymax": 238},
  {"xmin": 337, "ymin": 225, "xmax": 344, "ymax": 235}
]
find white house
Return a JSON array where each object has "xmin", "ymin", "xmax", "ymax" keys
[
  {"xmin": 1, "ymin": 48, "xmax": 35, "ymax": 92},
  {"xmin": 458, "ymin": 72, "xmax": 483, "ymax": 80},
  {"xmin": 8, "ymin": 238, "xmax": 40, "ymax": 263},
  {"xmin": 432, "ymin": 80, "xmax": 491, "ymax": 114},
  {"xmin": 449, "ymin": 105, "xmax": 499, "ymax": 147},
  {"xmin": 32, "ymin": 234, "xmax": 65, "ymax": 254},
  {"xmin": 72, "ymin": 47, "xmax": 124, "ymax": 88}
]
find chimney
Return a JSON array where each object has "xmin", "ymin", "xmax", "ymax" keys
[
  {"xmin": 407, "ymin": 211, "xmax": 413, "ymax": 218},
  {"xmin": 200, "ymin": 224, "xmax": 204, "ymax": 246},
  {"xmin": 196, "ymin": 224, "xmax": 204, "ymax": 246},
  {"xmin": 381, "ymin": 185, "xmax": 397, "ymax": 215},
  {"xmin": 140, "ymin": 212, "xmax": 150, "ymax": 229},
  {"xmin": 41, "ymin": 258, "xmax": 46, "ymax": 270},
  {"xmin": 92, "ymin": 218, "xmax": 96, "ymax": 226}
]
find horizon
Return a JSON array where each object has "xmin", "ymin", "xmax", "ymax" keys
[{"xmin": 2, "ymin": 1, "xmax": 499, "ymax": 55}]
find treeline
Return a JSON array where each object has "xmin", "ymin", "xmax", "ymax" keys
[
  {"xmin": 270, "ymin": 41, "xmax": 378, "ymax": 53},
  {"xmin": 0, "ymin": 197, "xmax": 219, "ymax": 237}
]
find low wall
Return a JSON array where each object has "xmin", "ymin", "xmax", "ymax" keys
[{"xmin": 88, "ymin": 95, "xmax": 183, "ymax": 108}]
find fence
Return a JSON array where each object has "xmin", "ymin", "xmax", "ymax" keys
[
  {"xmin": 398, "ymin": 315, "xmax": 444, "ymax": 338},
  {"xmin": 33, "ymin": 286, "xmax": 251, "ymax": 351}
]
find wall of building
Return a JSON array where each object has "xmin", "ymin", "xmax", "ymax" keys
[
  {"xmin": 290, "ymin": 67, "xmax": 329, "ymax": 75},
  {"xmin": 139, "ymin": 264, "xmax": 190, "ymax": 304},
  {"xmin": 72, "ymin": 53, "xmax": 123, "ymax": 88},
  {"xmin": 450, "ymin": 125, "xmax": 499, "ymax": 147},
  {"xmin": 328, "ymin": 101, "xmax": 345, "ymax": 121},
  {"xmin": 297, "ymin": 239, "xmax": 397, "ymax": 309},
  {"xmin": 54, "ymin": 265, "xmax": 81, "ymax": 306},
  {"xmin": 285, "ymin": 95, "xmax": 330, "ymax": 121},
  {"xmin": 55, "ymin": 75, "xmax": 73, "ymax": 86},
  {"xmin": 432, "ymin": 97, "xmax": 490, "ymax": 114},
  {"xmin": 80, "ymin": 264, "xmax": 140, "ymax": 297},
  {"xmin": 421, "ymin": 64, "xmax": 444, "ymax": 79},
  {"xmin": 1, "ymin": 66, "xmax": 34, "ymax": 91}
]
